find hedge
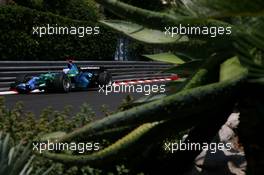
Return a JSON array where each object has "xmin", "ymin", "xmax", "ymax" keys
[
  {"xmin": 42, "ymin": 0, "xmax": 100, "ymax": 21},
  {"xmin": 0, "ymin": 5, "xmax": 117, "ymax": 60},
  {"xmin": 14, "ymin": 0, "xmax": 100, "ymax": 21}
]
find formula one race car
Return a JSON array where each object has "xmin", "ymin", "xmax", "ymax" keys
[{"xmin": 10, "ymin": 61, "xmax": 112, "ymax": 94}]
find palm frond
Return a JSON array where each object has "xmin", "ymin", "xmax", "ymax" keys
[
  {"xmin": 100, "ymin": 20, "xmax": 188, "ymax": 44},
  {"xmin": 176, "ymin": 0, "xmax": 264, "ymax": 18},
  {"xmin": 234, "ymin": 18, "xmax": 264, "ymax": 81},
  {"xmin": 0, "ymin": 132, "xmax": 52, "ymax": 175},
  {"xmin": 95, "ymin": 0, "xmax": 232, "ymax": 31},
  {"xmin": 143, "ymin": 52, "xmax": 186, "ymax": 64}
]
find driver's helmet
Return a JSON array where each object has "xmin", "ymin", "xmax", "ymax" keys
[
  {"xmin": 63, "ymin": 68, "xmax": 70, "ymax": 74},
  {"xmin": 63, "ymin": 63, "xmax": 79, "ymax": 76}
]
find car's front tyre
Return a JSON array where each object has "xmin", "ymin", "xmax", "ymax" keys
[{"xmin": 52, "ymin": 73, "xmax": 71, "ymax": 93}]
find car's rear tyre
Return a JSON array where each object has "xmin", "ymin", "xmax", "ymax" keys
[
  {"xmin": 52, "ymin": 73, "xmax": 71, "ymax": 93},
  {"xmin": 98, "ymin": 71, "xmax": 112, "ymax": 86}
]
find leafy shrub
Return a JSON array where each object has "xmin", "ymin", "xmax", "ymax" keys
[
  {"xmin": 14, "ymin": 0, "xmax": 43, "ymax": 10},
  {"xmin": 0, "ymin": 5, "xmax": 117, "ymax": 60},
  {"xmin": 0, "ymin": 97, "xmax": 96, "ymax": 173},
  {"xmin": 0, "ymin": 99, "xmax": 95, "ymax": 142},
  {"xmin": 14, "ymin": 0, "xmax": 99, "ymax": 21},
  {"xmin": 43, "ymin": 0, "xmax": 99, "ymax": 21},
  {"xmin": 0, "ymin": 96, "xmax": 141, "ymax": 174}
]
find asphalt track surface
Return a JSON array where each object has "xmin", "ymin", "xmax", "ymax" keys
[{"xmin": 4, "ymin": 90, "xmax": 145, "ymax": 117}]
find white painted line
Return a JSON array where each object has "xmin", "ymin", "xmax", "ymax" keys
[
  {"xmin": 0, "ymin": 91, "xmax": 18, "ymax": 95},
  {"xmin": 31, "ymin": 89, "xmax": 42, "ymax": 93},
  {"xmin": 0, "ymin": 89, "xmax": 43, "ymax": 95},
  {"xmin": 118, "ymin": 82, "xmax": 128, "ymax": 85}
]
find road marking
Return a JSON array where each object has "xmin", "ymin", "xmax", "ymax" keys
[
  {"xmin": 113, "ymin": 75, "xmax": 179, "ymax": 86},
  {"xmin": 0, "ymin": 91, "xmax": 18, "ymax": 95}
]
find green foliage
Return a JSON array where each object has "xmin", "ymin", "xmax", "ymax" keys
[
  {"xmin": 178, "ymin": 0, "xmax": 264, "ymax": 18},
  {"xmin": 42, "ymin": 0, "xmax": 99, "ymax": 21},
  {"xmin": 234, "ymin": 19, "xmax": 264, "ymax": 83},
  {"xmin": 0, "ymin": 5, "xmax": 117, "ymax": 60},
  {"xmin": 0, "ymin": 132, "xmax": 52, "ymax": 175},
  {"xmin": 72, "ymin": 103, "xmax": 96, "ymax": 128},
  {"xmin": 118, "ymin": 95, "xmax": 134, "ymax": 111},
  {"xmin": 101, "ymin": 20, "xmax": 188, "ymax": 44},
  {"xmin": 43, "ymin": 122, "xmax": 160, "ymax": 165},
  {"xmin": 14, "ymin": 0, "xmax": 99, "ymax": 21},
  {"xmin": 14, "ymin": 0, "xmax": 43, "ymax": 10},
  {"xmin": 143, "ymin": 52, "xmax": 185, "ymax": 64},
  {"xmin": 0, "ymin": 98, "xmax": 96, "ymax": 143},
  {"xmin": 100, "ymin": 104, "xmax": 113, "ymax": 116},
  {"xmin": 0, "ymin": 97, "xmax": 136, "ymax": 174},
  {"xmin": 163, "ymin": 60, "xmax": 202, "ymax": 76}
]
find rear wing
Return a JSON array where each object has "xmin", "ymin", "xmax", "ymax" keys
[{"xmin": 79, "ymin": 66, "xmax": 106, "ymax": 73}]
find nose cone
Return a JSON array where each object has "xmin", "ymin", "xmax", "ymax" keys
[
  {"xmin": 17, "ymin": 83, "xmax": 26, "ymax": 90},
  {"xmin": 16, "ymin": 83, "xmax": 30, "ymax": 93}
]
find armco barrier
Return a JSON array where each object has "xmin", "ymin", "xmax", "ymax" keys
[{"xmin": 0, "ymin": 61, "xmax": 174, "ymax": 91}]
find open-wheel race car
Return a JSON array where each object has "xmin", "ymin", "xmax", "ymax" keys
[{"xmin": 10, "ymin": 61, "xmax": 112, "ymax": 94}]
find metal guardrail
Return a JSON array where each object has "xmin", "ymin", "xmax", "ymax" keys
[{"xmin": 0, "ymin": 61, "xmax": 173, "ymax": 91}]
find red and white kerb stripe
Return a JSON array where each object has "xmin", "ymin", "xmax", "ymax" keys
[{"xmin": 113, "ymin": 75, "xmax": 179, "ymax": 86}]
